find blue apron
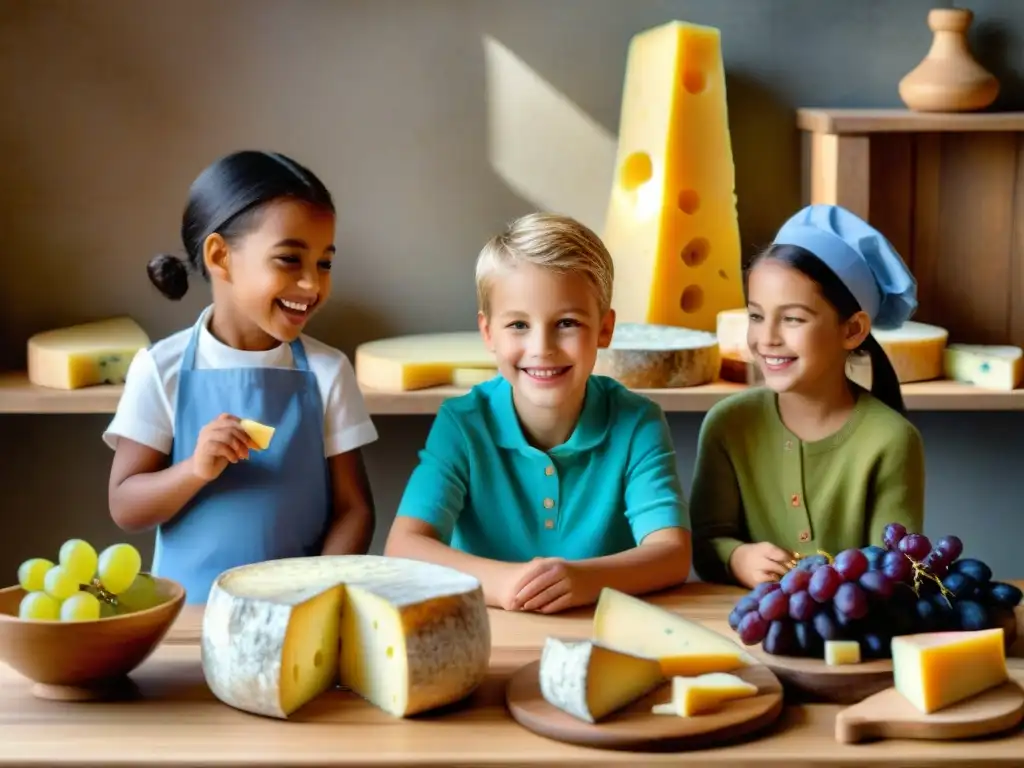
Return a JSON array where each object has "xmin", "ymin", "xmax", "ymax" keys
[{"xmin": 152, "ymin": 312, "xmax": 332, "ymax": 603}]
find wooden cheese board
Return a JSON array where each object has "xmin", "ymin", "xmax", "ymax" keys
[
  {"xmin": 504, "ymin": 658, "xmax": 784, "ymax": 751},
  {"xmin": 835, "ymin": 664, "xmax": 1024, "ymax": 744},
  {"xmin": 750, "ymin": 648, "xmax": 894, "ymax": 704}
]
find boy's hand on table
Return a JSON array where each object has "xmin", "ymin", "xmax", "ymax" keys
[
  {"xmin": 505, "ymin": 557, "xmax": 593, "ymax": 614},
  {"xmin": 728, "ymin": 542, "xmax": 793, "ymax": 589}
]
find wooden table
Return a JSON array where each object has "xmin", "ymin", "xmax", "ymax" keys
[{"xmin": 1, "ymin": 583, "xmax": 1022, "ymax": 766}]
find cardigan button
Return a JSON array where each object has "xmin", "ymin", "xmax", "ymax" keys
[
  {"xmin": 798, "ymin": 530, "xmax": 811, "ymax": 542},
  {"xmin": 790, "ymin": 493, "xmax": 801, "ymax": 507}
]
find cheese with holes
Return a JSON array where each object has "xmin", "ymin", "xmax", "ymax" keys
[
  {"xmin": 539, "ymin": 637, "xmax": 664, "ymax": 723},
  {"xmin": 651, "ymin": 672, "xmax": 758, "ymax": 716},
  {"xmin": 27, "ymin": 317, "xmax": 150, "ymax": 390},
  {"xmin": 239, "ymin": 419, "xmax": 275, "ymax": 450},
  {"xmin": 944, "ymin": 344, "xmax": 1023, "ymax": 390},
  {"xmin": 592, "ymin": 588, "xmax": 749, "ymax": 676},
  {"xmin": 891, "ymin": 628, "xmax": 1007, "ymax": 713},
  {"xmin": 824, "ymin": 640, "xmax": 861, "ymax": 666},
  {"xmin": 593, "ymin": 322, "xmax": 721, "ymax": 387},
  {"xmin": 716, "ymin": 310, "xmax": 948, "ymax": 383},
  {"xmin": 602, "ymin": 21, "xmax": 744, "ymax": 333},
  {"xmin": 355, "ymin": 332, "xmax": 494, "ymax": 391},
  {"xmin": 201, "ymin": 555, "xmax": 491, "ymax": 719}
]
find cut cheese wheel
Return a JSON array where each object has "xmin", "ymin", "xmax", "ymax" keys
[
  {"xmin": 592, "ymin": 587, "xmax": 750, "ymax": 676},
  {"xmin": 538, "ymin": 637, "xmax": 664, "ymax": 723},
  {"xmin": 891, "ymin": 628, "xmax": 1007, "ymax": 713},
  {"xmin": 716, "ymin": 310, "xmax": 948, "ymax": 383},
  {"xmin": 201, "ymin": 555, "xmax": 491, "ymax": 719},
  {"xmin": 239, "ymin": 419, "xmax": 275, "ymax": 450},
  {"xmin": 354, "ymin": 332, "xmax": 491, "ymax": 391},
  {"xmin": 650, "ymin": 672, "xmax": 758, "ymax": 716},
  {"xmin": 593, "ymin": 322, "xmax": 721, "ymax": 388},
  {"xmin": 943, "ymin": 344, "xmax": 1024, "ymax": 390},
  {"xmin": 27, "ymin": 316, "xmax": 151, "ymax": 390}
]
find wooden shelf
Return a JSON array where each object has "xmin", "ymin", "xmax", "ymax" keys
[
  {"xmin": 797, "ymin": 108, "xmax": 1024, "ymax": 134},
  {"xmin": 3, "ymin": 371, "xmax": 1023, "ymax": 415}
]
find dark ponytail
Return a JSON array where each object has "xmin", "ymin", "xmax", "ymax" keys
[
  {"xmin": 745, "ymin": 244, "xmax": 906, "ymax": 414},
  {"xmin": 149, "ymin": 150, "xmax": 335, "ymax": 300}
]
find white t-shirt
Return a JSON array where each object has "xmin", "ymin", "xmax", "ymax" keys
[{"xmin": 103, "ymin": 306, "xmax": 378, "ymax": 458}]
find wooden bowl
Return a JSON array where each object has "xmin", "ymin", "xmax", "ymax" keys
[{"xmin": 0, "ymin": 576, "xmax": 185, "ymax": 701}]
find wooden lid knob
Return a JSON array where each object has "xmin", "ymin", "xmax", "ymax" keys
[{"xmin": 927, "ymin": 8, "xmax": 973, "ymax": 33}]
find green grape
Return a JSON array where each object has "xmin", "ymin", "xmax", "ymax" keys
[
  {"xmin": 19, "ymin": 591, "xmax": 61, "ymax": 620},
  {"xmin": 99, "ymin": 600, "xmax": 118, "ymax": 619},
  {"xmin": 59, "ymin": 539, "xmax": 98, "ymax": 584},
  {"xmin": 17, "ymin": 558, "xmax": 54, "ymax": 592},
  {"xmin": 60, "ymin": 591, "xmax": 101, "ymax": 622},
  {"xmin": 43, "ymin": 565, "xmax": 79, "ymax": 600},
  {"xmin": 115, "ymin": 573, "xmax": 163, "ymax": 613},
  {"xmin": 97, "ymin": 544, "xmax": 142, "ymax": 595}
]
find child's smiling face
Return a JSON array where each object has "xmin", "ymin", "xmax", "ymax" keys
[
  {"xmin": 479, "ymin": 261, "xmax": 614, "ymax": 416},
  {"xmin": 745, "ymin": 257, "xmax": 864, "ymax": 395},
  {"xmin": 210, "ymin": 198, "xmax": 336, "ymax": 346}
]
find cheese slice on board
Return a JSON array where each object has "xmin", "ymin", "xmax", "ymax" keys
[
  {"xmin": 539, "ymin": 637, "xmax": 665, "ymax": 723},
  {"xmin": 944, "ymin": 344, "xmax": 1023, "ymax": 390},
  {"xmin": 602, "ymin": 20, "xmax": 744, "ymax": 333},
  {"xmin": 239, "ymin": 419, "xmax": 275, "ymax": 450},
  {"xmin": 716, "ymin": 310, "xmax": 948, "ymax": 384},
  {"xmin": 202, "ymin": 555, "xmax": 491, "ymax": 719},
  {"xmin": 592, "ymin": 588, "xmax": 749, "ymax": 676},
  {"xmin": 651, "ymin": 672, "xmax": 758, "ymax": 716},
  {"xmin": 594, "ymin": 322, "xmax": 721, "ymax": 388},
  {"xmin": 355, "ymin": 332, "xmax": 493, "ymax": 391},
  {"xmin": 891, "ymin": 628, "xmax": 1007, "ymax": 714},
  {"xmin": 27, "ymin": 316, "xmax": 151, "ymax": 390}
]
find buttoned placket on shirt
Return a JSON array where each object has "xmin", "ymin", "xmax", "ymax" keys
[{"xmin": 781, "ymin": 433, "xmax": 814, "ymax": 549}]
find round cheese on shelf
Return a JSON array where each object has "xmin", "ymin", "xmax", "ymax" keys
[
  {"xmin": 201, "ymin": 555, "xmax": 491, "ymax": 720},
  {"xmin": 594, "ymin": 322, "xmax": 721, "ymax": 388}
]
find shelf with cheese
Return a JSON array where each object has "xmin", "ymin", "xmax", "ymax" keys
[{"xmin": 3, "ymin": 369, "xmax": 1024, "ymax": 415}]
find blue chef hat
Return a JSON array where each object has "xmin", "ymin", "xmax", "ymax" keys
[{"xmin": 772, "ymin": 204, "xmax": 917, "ymax": 330}]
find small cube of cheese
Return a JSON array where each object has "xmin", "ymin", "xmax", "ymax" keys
[
  {"xmin": 239, "ymin": 419, "xmax": 275, "ymax": 450},
  {"xmin": 824, "ymin": 640, "xmax": 861, "ymax": 666}
]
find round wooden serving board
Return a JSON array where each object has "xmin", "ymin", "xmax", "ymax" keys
[
  {"xmin": 505, "ymin": 660, "xmax": 783, "ymax": 751},
  {"xmin": 749, "ymin": 648, "xmax": 894, "ymax": 704}
]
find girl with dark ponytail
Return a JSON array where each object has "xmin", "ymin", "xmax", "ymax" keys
[
  {"xmin": 103, "ymin": 150, "xmax": 378, "ymax": 602},
  {"xmin": 689, "ymin": 205, "xmax": 926, "ymax": 589}
]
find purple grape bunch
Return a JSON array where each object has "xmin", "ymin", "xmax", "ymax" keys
[{"xmin": 725, "ymin": 523, "xmax": 1021, "ymax": 661}]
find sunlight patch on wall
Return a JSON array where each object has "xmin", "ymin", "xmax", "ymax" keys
[{"xmin": 483, "ymin": 35, "xmax": 617, "ymax": 233}]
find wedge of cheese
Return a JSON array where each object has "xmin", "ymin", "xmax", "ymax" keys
[
  {"xmin": 602, "ymin": 20, "xmax": 744, "ymax": 333},
  {"xmin": 592, "ymin": 588, "xmax": 749, "ymax": 676},
  {"xmin": 891, "ymin": 628, "xmax": 1007, "ymax": 714},
  {"xmin": 593, "ymin": 322, "xmax": 721, "ymax": 388},
  {"xmin": 539, "ymin": 637, "xmax": 664, "ymax": 723},
  {"xmin": 201, "ymin": 555, "xmax": 491, "ymax": 719},
  {"xmin": 27, "ymin": 317, "xmax": 151, "ymax": 390},
  {"xmin": 239, "ymin": 419, "xmax": 275, "ymax": 450},
  {"xmin": 354, "ymin": 332, "xmax": 493, "ymax": 391},
  {"xmin": 943, "ymin": 344, "xmax": 1023, "ymax": 390},
  {"xmin": 651, "ymin": 672, "xmax": 758, "ymax": 716}
]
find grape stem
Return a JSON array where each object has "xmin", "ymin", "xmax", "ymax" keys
[
  {"xmin": 81, "ymin": 579, "xmax": 119, "ymax": 607},
  {"xmin": 905, "ymin": 552, "xmax": 954, "ymax": 606}
]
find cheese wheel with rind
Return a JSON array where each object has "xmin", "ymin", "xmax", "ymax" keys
[
  {"xmin": 594, "ymin": 322, "xmax": 721, "ymax": 388},
  {"xmin": 201, "ymin": 555, "xmax": 491, "ymax": 720},
  {"xmin": 355, "ymin": 332, "xmax": 492, "ymax": 391},
  {"xmin": 27, "ymin": 316, "xmax": 151, "ymax": 390}
]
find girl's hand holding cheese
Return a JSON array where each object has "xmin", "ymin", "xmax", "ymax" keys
[
  {"xmin": 103, "ymin": 151, "xmax": 379, "ymax": 603},
  {"xmin": 191, "ymin": 414, "xmax": 259, "ymax": 481}
]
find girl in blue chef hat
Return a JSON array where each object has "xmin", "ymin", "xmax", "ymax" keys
[{"xmin": 689, "ymin": 204, "xmax": 925, "ymax": 589}]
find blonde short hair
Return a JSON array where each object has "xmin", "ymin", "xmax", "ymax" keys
[{"xmin": 475, "ymin": 212, "xmax": 614, "ymax": 316}]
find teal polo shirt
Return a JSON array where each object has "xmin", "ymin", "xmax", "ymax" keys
[{"xmin": 395, "ymin": 374, "xmax": 689, "ymax": 562}]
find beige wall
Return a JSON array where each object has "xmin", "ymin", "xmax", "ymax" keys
[{"xmin": 2, "ymin": 0, "xmax": 1024, "ymax": 577}]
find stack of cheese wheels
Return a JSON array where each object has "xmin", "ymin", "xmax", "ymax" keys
[
  {"xmin": 715, "ymin": 309, "xmax": 949, "ymax": 384},
  {"xmin": 594, "ymin": 322, "xmax": 721, "ymax": 388},
  {"xmin": 201, "ymin": 555, "xmax": 491, "ymax": 719}
]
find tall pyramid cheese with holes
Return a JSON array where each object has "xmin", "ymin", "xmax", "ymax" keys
[
  {"xmin": 201, "ymin": 555, "xmax": 491, "ymax": 719},
  {"xmin": 602, "ymin": 20, "xmax": 744, "ymax": 333}
]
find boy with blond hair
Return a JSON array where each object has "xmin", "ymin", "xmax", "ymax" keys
[{"xmin": 385, "ymin": 212, "xmax": 691, "ymax": 613}]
